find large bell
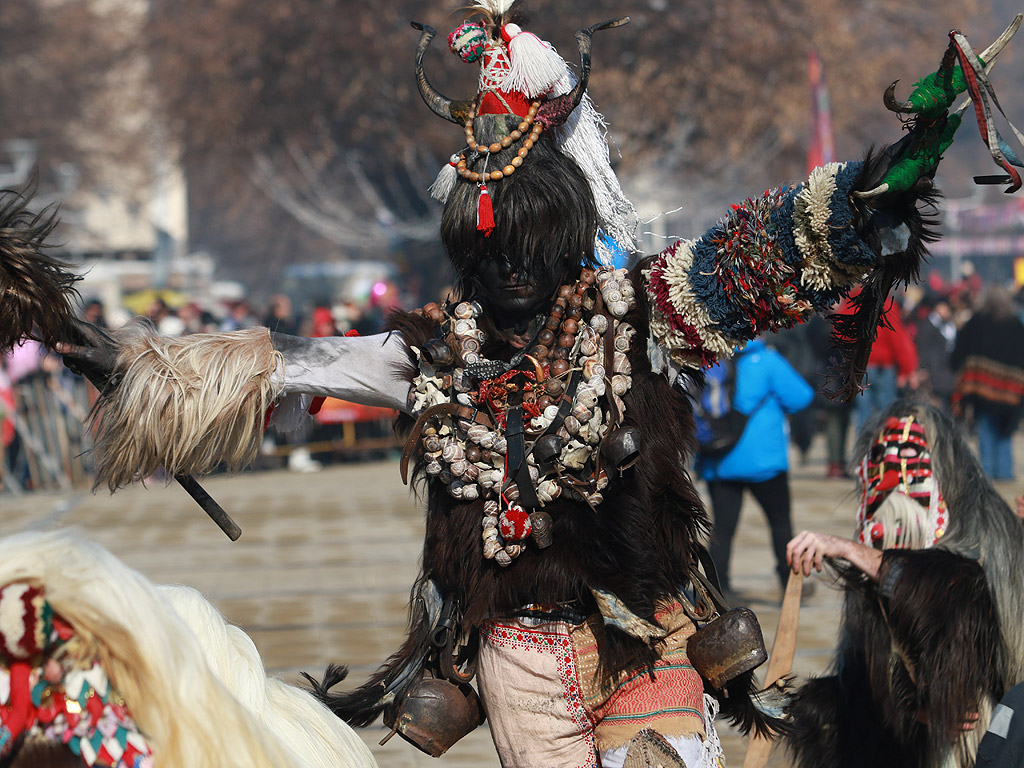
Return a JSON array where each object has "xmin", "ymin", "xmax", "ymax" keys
[{"xmin": 382, "ymin": 677, "xmax": 486, "ymax": 757}]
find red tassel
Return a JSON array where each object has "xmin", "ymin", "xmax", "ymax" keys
[
  {"xmin": 7, "ymin": 662, "xmax": 35, "ymax": 738},
  {"xmin": 477, "ymin": 184, "xmax": 495, "ymax": 237}
]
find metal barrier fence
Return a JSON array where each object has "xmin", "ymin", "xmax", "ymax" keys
[
  {"xmin": 1, "ymin": 373, "xmax": 95, "ymax": 494},
  {"xmin": 1, "ymin": 378, "xmax": 401, "ymax": 492}
]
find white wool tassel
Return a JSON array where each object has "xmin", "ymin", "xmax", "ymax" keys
[
  {"xmin": 503, "ymin": 26, "xmax": 569, "ymax": 98},
  {"xmin": 549, "ymin": 70, "xmax": 639, "ymax": 255},
  {"xmin": 429, "ymin": 155, "xmax": 461, "ymax": 203}
]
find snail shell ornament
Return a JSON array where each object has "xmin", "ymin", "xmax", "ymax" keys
[
  {"xmin": 530, "ymin": 511, "xmax": 554, "ymax": 548},
  {"xmin": 483, "ymin": 539, "xmax": 502, "ymax": 559},
  {"xmin": 408, "ymin": 266, "xmax": 642, "ymax": 567}
]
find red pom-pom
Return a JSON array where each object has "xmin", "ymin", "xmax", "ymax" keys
[
  {"xmin": 477, "ymin": 185, "xmax": 495, "ymax": 237},
  {"xmin": 499, "ymin": 504, "xmax": 532, "ymax": 542}
]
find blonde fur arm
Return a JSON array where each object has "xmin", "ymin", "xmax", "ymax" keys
[{"xmin": 91, "ymin": 324, "xmax": 283, "ymax": 490}]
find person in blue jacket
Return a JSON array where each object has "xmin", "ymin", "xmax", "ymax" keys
[{"xmin": 698, "ymin": 337, "xmax": 814, "ymax": 598}]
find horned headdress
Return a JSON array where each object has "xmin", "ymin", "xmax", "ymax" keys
[{"xmin": 414, "ymin": 1, "xmax": 637, "ymax": 264}]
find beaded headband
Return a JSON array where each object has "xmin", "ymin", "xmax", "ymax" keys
[{"xmin": 412, "ymin": 1, "xmax": 637, "ymax": 260}]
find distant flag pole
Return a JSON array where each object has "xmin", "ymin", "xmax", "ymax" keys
[{"xmin": 807, "ymin": 47, "xmax": 837, "ymax": 174}]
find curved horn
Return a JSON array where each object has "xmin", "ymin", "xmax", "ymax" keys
[
  {"xmin": 411, "ymin": 22, "xmax": 474, "ymax": 125},
  {"xmin": 883, "ymin": 80, "xmax": 916, "ymax": 114},
  {"xmin": 564, "ymin": 17, "xmax": 631, "ymax": 113},
  {"xmin": 853, "ymin": 183, "xmax": 890, "ymax": 200}
]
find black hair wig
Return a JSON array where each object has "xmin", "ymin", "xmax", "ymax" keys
[{"xmin": 441, "ymin": 114, "xmax": 599, "ymax": 299}]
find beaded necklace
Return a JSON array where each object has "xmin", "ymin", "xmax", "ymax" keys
[
  {"xmin": 457, "ymin": 100, "xmax": 543, "ymax": 183},
  {"xmin": 409, "ymin": 266, "xmax": 638, "ymax": 566}
]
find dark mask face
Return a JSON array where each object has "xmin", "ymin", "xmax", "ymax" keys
[{"xmin": 469, "ymin": 252, "xmax": 569, "ymax": 321}]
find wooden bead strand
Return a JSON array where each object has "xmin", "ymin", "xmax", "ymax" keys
[{"xmin": 457, "ymin": 100, "xmax": 543, "ymax": 183}]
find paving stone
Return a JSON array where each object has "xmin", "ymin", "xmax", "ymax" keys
[{"xmin": 2, "ymin": 441, "xmax": 1019, "ymax": 767}]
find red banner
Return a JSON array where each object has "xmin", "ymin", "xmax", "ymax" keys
[{"xmin": 807, "ymin": 48, "xmax": 837, "ymax": 174}]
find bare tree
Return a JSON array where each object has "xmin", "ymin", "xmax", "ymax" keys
[{"xmin": 1, "ymin": 0, "xmax": 992, "ymax": 289}]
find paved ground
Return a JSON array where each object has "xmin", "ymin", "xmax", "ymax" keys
[{"xmin": 2, "ymin": 440, "xmax": 1020, "ymax": 767}]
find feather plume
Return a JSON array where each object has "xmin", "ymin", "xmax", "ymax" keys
[
  {"xmin": 714, "ymin": 668, "xmax": 793, "ymax": 739},
  {"xmin": 466, "ymin": 0, "xmax": 516, "ymax": 17},
  {"xmin": 307, "ymin": 577, "xmax": 441, "ymax": 726},
  {"xmin": 0, "ymin": 188, "xmax": 75, "ymax": 352},
  {"xmin": 89, "ymin": 323, "xmax": 282, "ymax": 490},
  {"xmin": 460, "ymin": 0, "xmax": 523, "ymax": 31}
]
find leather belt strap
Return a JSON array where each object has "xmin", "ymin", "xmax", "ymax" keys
[{"xmin": 503, "ymin": 382, "xmax": 540, "ymax": 509}]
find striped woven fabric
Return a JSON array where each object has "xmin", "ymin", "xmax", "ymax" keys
[
  {"xmin": 953, "ymin": 354, "xmax": 1024, "ymax": 407},
  {"xmin": 644, "ymin": 162, "xmax": 874, "ymax": 370},
  {"xmin": 570, "ymin": 603, "xmax": 705, "ymax": 752}
]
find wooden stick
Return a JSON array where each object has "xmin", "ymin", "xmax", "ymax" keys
[
  {"xmin": 175, "ymin": 474, "xmax": 241, "ymax": 541},
  {"xmin": 742, "ymin": 571, "xmax": 804, "ymax": 768},
  {"xmin": 76, "ymin": 369, "xmax": 242, "ymax": 541}
]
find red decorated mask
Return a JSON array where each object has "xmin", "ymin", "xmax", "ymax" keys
[{"xmin": 855, "ymin": 415, "xmax": 947, "ymax": 548}]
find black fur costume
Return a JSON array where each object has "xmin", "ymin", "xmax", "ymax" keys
[
  {"xmin": 307, "ymin": 121, "xmax": 942, "ymax": 758},
  {"xmin": 787, "ymin": 402, "xmax": 1023, "ymax": 768},
  {"xmin": 788, "ymin": 551, "xmax": 1003, "ymax": 768}
]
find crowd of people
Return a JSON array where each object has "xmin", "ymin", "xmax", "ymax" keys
[
  {"xmin": 6, "ymin": 268, "xmax": 1024, "ymax": 490},
  {"xmin": 694, "ymin": 269, "xmax": 1024, "ymax": 605},
  {"xmin": 0, "ymin": 285, "xmax": 413, "ymax": 488},
  {"xmin": 758, "ymin": 270, "xmax": 1024, "ymax": 483}
]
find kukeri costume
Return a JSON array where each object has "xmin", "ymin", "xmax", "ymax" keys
[
  {"xmin": 2, "ymin": 5, "xmax": 1022, "ymax": 767},
  {"xmin": 0, "ymin": 531, "xmax": 378, "ymax": 768},
  {"xmin": 787, "ymin": 402, "xmax": 1024, "ymax": 768}
]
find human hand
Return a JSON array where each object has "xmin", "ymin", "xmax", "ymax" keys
[
  {"xmin": 53, "ymin": 319, "xmax": 119, "ymax": 391},
  {"xmin": 786, "ymin": 531, "xmax": 850, "ymax": 576},
  {"xmin": 898, "ymin": 370, "xmax": 921, "ymax": 390}
]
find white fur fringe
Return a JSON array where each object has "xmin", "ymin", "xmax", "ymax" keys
[
  {"xmin": 504, "ymin": 30, "xmax": 569, "ymax": 98},
  {"xmin": 0, "ymin": 530, "xmax": 377, "ymax": 768},
  {"xmin": 90, "ymin": 323, "xmax": 282, "ymax": 490}
]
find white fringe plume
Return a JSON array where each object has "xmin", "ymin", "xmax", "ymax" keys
[
  {"xmin": 429, "ymin": 156, "xmax": 460, "ymax": 203},
  {"xmin": 466, "ymin": 0, "xmax": 516, "ymax": 17},
  {"xmin": 90, "ymin": 323, "xmax": 282, "ymax": 490},
  {"xmin": 549, "ymin": 73, "xmax": 639, "ymax": 259},
  {"xmin": 503, "ymin": 30, "xmax": 569, "ymax": 98},
  {"xmin": 0, "ymin": 530, "xmax": 378, "ymax": 768}
]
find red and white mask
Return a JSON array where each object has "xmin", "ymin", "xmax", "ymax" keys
[{"xmin": 856, "ymin": 415, "xmax": 947, "ymax": 549}]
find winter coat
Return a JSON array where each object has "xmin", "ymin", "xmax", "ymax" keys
[
  {"xmin": 699, "ymin": 338, "xmax": 813, "ymax": 484},
  {"xmin": 951, "ymin": 311, "xmax": 1024, "ymax": 429}
]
